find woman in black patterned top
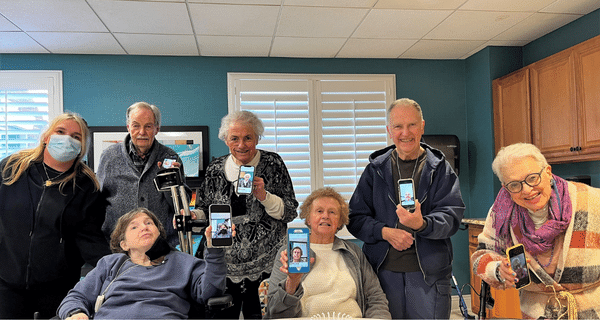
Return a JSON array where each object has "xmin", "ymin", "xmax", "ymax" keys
[{"xmin": 196, "ymin": 110, "xmax": 298, "ymax": 319}]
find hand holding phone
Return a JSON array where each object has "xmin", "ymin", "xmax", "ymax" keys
[
  {"xmin": 209, "ymin": 204, "xmax": 233, "ymax": 247},
  {"xmin": 506, "ymin": 244, "xmax": 531, "ymax": 289},
  {"xmin": 236, "ymin": 165, "xmax": 255, "ymax": 195},
  {"xmin": 287, "ymin": 228, "xmax": 310, "ymax": 273},
  {"xmin": 162, "ymin": 158, "xmax": 175, "ymax": 169}
]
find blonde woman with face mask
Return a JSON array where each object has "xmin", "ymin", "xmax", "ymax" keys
[{"xmin": 0, "ymin": 113, "xmax": 111, "ymax": 319}]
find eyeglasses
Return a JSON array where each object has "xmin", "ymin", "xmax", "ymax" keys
[
  {"xmin": 130, "ymin": 123, "xmax": 156, "ymax": 131},
  {"xmin": 503, "ymin": 167, "xmax": 545, "ymax": 193}
]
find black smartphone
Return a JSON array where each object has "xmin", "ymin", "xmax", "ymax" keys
[
  {"xmin": 398, "ymin": 178, "xmax": 416, "ymax": 211},
  {"xmin": 236, "ymin": 165, "xmax": 255, "ymax": 195},
  {"xmin": 287, "ymin": 228, "xmax": 310, "ymax": 273},
  {"xmin": 209, "ymin": 204, "xmax": 233, "ymax": 247},
  {"xmin": 506, "ymin": 244, "xmax": 531, "ymax": 289}
]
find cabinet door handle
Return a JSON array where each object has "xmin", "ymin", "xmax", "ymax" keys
[{"xmin": 570, "ymin": 147, "xmax": 574, "ymax": 152}]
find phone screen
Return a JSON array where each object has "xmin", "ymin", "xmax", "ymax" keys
[
  {"xmin": 288, "ymin": 228, "xmax": 310, "ymax": 273},
  {"xmin": 163, "ymin": 158, "xmax": 175, "ymax": 169},
  {"xmin": 507, "ymin": 244, "xmax": 531, "ymax": 289},
  {"xmin": 398, "ymin": 178, "xmax": 416, "ymax": 210},
  {"xmin": 236, "ymin": 165, "xmax": 255, "ymax": 195},
  {"xmin": 209, "ymin": 204, "xmax": 232, "ymax": 247}
]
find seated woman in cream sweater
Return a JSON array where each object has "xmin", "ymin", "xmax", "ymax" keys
[{"xmin": 265, "ymin": 188, "xmax": 391, "ymax": 319}]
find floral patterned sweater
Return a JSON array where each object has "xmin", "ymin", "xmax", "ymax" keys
[{"xmin": 196, "ymin": 150, "xmax": 298, "ymax": 283}]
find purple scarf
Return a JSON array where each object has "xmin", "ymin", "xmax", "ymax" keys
[{"xmin": 492, "ymin": 174, "xmax": 572, "ymax": 255}]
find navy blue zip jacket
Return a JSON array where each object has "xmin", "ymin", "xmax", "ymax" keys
[{"xmin": 348, "ymin": 143, "xmax": 465, "ymax": 286}]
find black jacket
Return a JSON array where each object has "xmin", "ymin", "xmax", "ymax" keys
[{"xmin": 0, "ymin": 158, "xmax": 111, "ymax": 288}]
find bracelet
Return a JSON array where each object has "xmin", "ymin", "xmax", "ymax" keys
[{"xmin": 495, "ymin": 262, "xmax": 505, "ymax": 283}]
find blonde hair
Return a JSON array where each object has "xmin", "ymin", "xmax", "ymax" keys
[
  {"xmin": 299, "ymin": 187, "xmax": 349, "ymax": 231},
  {"xmin": 2, "ymin": 112, "xmax": 99, "ymax": 192}
]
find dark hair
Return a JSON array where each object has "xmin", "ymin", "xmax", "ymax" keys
[{"xmin": 109, "ymin": 207, "xmax": 167, "ymax": 254}]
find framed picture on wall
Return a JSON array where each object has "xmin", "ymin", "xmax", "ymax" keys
[{"xmin": 87, "ymin": 126, "xmax": 209, "ymax": 187}]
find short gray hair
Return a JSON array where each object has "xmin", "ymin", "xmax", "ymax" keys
[
  {"xmin": 218, "ymin": 110, "xmax": 264, "ymax": 142},
  {"xmin": 126, "ymin": 102, "xmax": 161, "ymax": 128},
  {"xmin": 491, "ymin": 143, "xmax": 548, "ymax": 183},
  {"xmin": 387, "ymin": 98, "xmax": 423, "ymax": 124}
]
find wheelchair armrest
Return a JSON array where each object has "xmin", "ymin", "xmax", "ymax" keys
[{"xmin": 207, "ymin": 294, "xmax": 233, "ymax": 312}]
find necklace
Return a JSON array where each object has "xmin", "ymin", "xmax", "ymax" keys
[
  {"xmin": 533, "ymin": 242, "xmax": 555, "ymax": 268},
  {"xmin": 396, "ymin": 149, "xmax": 420, "ymax": 181},
  {"xmin": 42, "ymin": 163, "xmax": 65, "ymax": 187}
]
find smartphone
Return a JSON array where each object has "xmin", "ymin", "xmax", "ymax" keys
[
  {"xmin": 287, "ymin": 228, "xmax": 310, "ymax": 273},
  {"xmin": 236, "ymin": 165, "xmax": 255, "ymax": 195},
  {"xmin": 506, "ymin": 244, "xmax": 531, "ymax": 289},
  {"xmin": 162, "ymin": 158, "xmax": 175, "ymax": 169},
  {"xmin": 398, "ymin": 178, "xmax": 416, "ymax": 211},
  {"xmin": 209, "ymin": 204, "xmax": 233, "ymax": 247}
]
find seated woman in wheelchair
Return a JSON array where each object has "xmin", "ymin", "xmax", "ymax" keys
[
  {"xmin": 265, "ymin": 187, "xmax": 391, "ymax": 319},
  {"xmin": 57, "ymin": 207, "xmax": 232, "ymax": 319}
]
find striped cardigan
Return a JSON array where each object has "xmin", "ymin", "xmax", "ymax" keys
[{"xmin": 471, "ymin": 181, "xmax": 600, "ymax": 319}]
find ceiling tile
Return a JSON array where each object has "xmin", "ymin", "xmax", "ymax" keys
[
  {"xmin": 189, "ymin": 0, "xmax": 281, "ymax": 4},
  {"xmin": 197, "ymin": 35, "xmax": 272, "ymax": 56},
  {"xmin": 0, "ymin": 16, "xmax": 19, "ymax": 31},
  {"xmin": 276, "ymin": 6, "xmax": 369, "ymax": 37},
  {"xmin": 460, "ymin": 0, "xmax": 557, "ymax": 12},
  {"xmin": 425, "ymin": 10, "xmax": 532, "ymax": 40},
  {"xmin": 115, "ymin": 34, "xmax": 199, "ymax": 55},
  {"xmin": 271, "ymin": 37, "xmax": 346, "ymax": 57},
  {"xmin": 88, "ymin": 0, "xmax": 192, "ymax": 34},
  {"xmin": 0, "ymin": 32, "xmax": 49, "ymax": 53},
  {"xmin": 337, "ymin": 38, "xmax": 417, "ymax": 58},
  {"xmin": 374, "ymin": 0, "xmax": 466, "ymax": 10},
  {"xmin": 189, "ymin": 4, "xmax": 279, "ymax": 36},
  {"xmin": 401, "ymin": 40, "xmax": 486, "ymax": 59},
  {"xmin": 284, "ymin": 0, "xmax": 377, "ymax": 8},
  {"xmin": 0, "ymin": 0, "xmax": 107, "ymax": 32},
  {"xmin": 493, "ymin": 12, "xmax": 581, "ymax": 41},
  {"xmin": 28, "ymin": 32, "xmax": 126, "ymax": 55},
  {"xmin": 541, "ymin": 0, "xmax": 600, "ymax": 14},
  {"xmin": 353, "ymin": 9, "xmax": 452, "ymax": 39}
]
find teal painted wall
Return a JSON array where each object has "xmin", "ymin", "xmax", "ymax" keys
[{"xmin": 1, "ymin": 7, "xmax": 599, "ymax": 299}]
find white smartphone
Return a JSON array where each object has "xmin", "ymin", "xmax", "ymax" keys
[{"xmin": 209, "ymin": 204, "xmax": 233, "ymax": 247}]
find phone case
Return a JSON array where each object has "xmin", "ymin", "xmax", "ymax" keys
[
  {"xmin": 209, "ymin": 204, "xmax": 233, "ymax": 247},
  {"xmin": 288, "ymin": 228, "xmax": 310, "ymax": 273},
  {"xmin": 506, "ymin": 244, "xmax": 531, "ymax": 289}
]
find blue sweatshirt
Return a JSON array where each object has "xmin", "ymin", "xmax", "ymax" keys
[{"xmin": 57, "ymin": 249, "xmax": 226, "ymax": 319}]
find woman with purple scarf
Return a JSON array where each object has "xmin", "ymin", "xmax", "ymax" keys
[{"xmin": 471, "ymin": 143, "xmax": 600, "ymax": 319}]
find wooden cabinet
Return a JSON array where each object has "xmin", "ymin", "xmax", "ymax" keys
[
  {"xmin": 467, "ymin": 221, "xmax": 521, "ymax": 319},
  {"xmin": 492, "ymin": 68, "xmax": 531, "ymax": 155},
  {"xmin": 493, "ymin": 34, "xmax": 600, "ymax": 163}
]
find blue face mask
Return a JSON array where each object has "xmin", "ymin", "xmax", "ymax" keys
[{"xmin": 47, "ymin": 134, "xmax": 82, "ymax": 162}]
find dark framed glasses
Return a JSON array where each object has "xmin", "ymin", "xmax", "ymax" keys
[{"xmin": 504, "ymin": 167, "xmax": 545, "ymax": 193}]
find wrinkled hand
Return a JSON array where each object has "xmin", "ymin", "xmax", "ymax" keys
[
  {"xmin": 205, "ymin": 224, "xmax": 236, "ymax": 248},
  {"xmin": 382, "ymin": 227, "xmax": 414, "ymax": 251},
  {"xmin": 396, "ymin": 200, "xmax": 424, "ymax": 230},
  {"xmin": 279, "ymin": 249, "xmax": 315, "ymax": 294},
  {"xmin": 66, "ymin": 312, "xmax": 89, "ymax": 320},
  {"xmin": 252, "ymin": 176, "xmax": 267, "ymax": 201},
  {"xmin": 497, "ymin": 258, "xmax": 528, "ymax": 288}
]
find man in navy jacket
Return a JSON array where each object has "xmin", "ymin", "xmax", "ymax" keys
[{"xmin": 348, "ymin": 98, "xmax": 465, "ymax": 319}]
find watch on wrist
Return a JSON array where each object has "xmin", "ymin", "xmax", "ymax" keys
[{"xmin": 495, "ymin": 262, "xmax": 505, "ymax": 283}]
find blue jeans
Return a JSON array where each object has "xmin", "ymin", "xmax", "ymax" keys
[{"xmin": 378, "ymin": 269, "xmax": 451, "ymax": 319}]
